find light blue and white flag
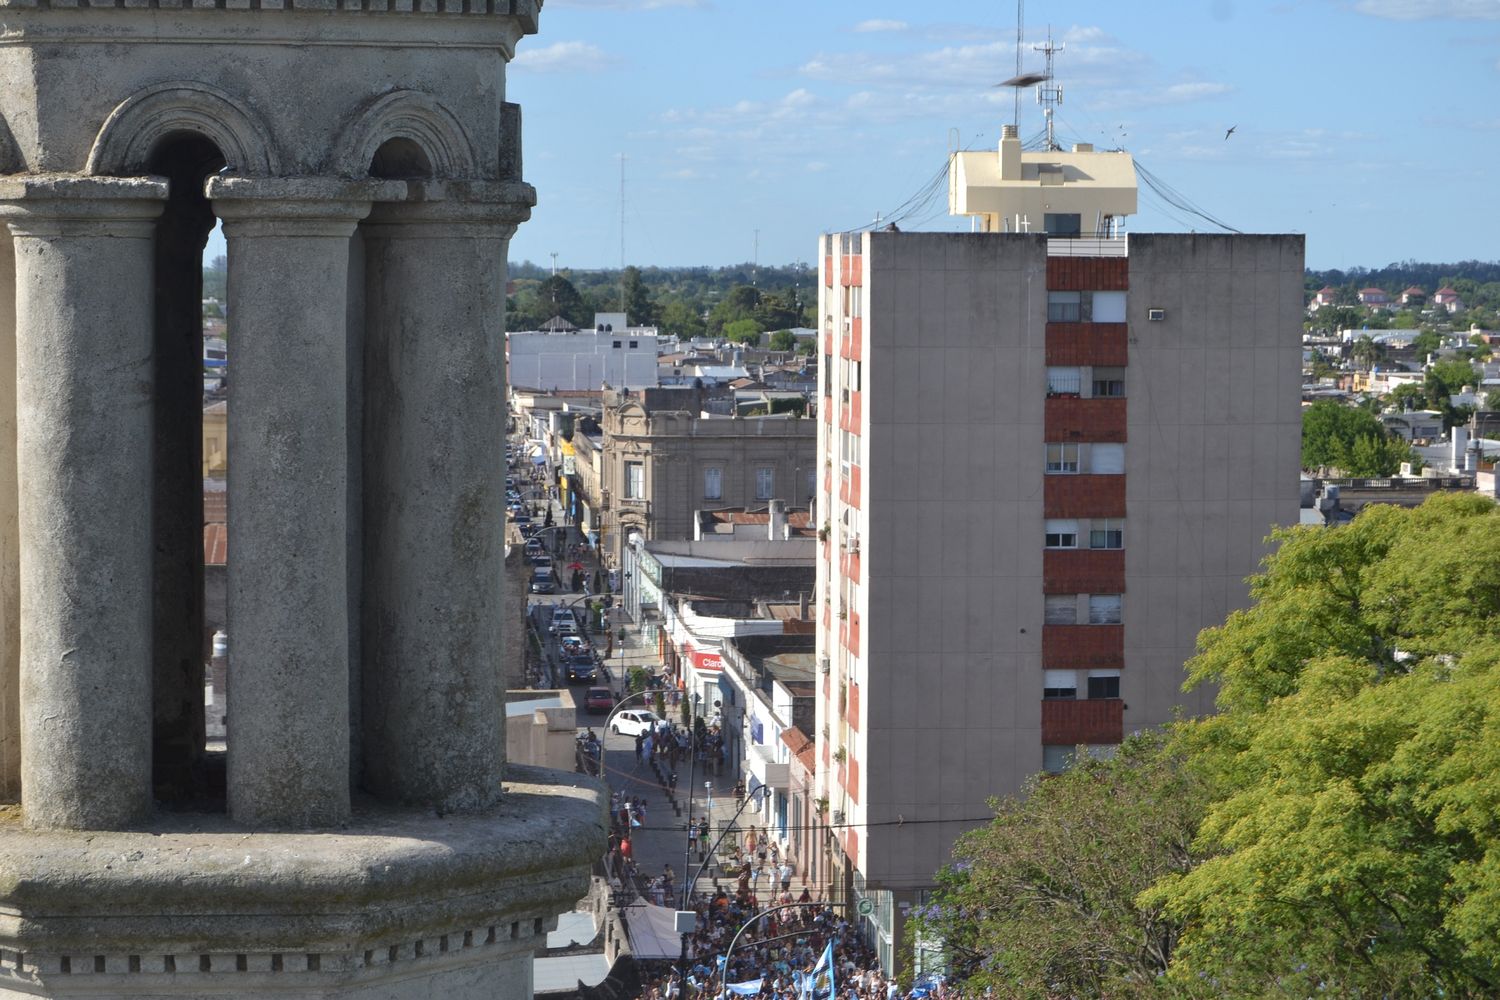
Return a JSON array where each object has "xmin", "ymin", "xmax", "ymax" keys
[
  {"xmin": 800, "ymin": 940, "xmax": 835, "ymax": 1000},
  {"xmin": 723, "ymin": 979, "xmax": 763, "ymax": 996}
]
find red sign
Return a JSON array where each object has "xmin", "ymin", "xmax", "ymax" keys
[{"xmin": 689, "ymin": 647, "xmax": 723, "ymax": 672}]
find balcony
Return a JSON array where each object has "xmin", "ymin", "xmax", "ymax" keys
[
  {"xmin": 1042, "ymin": 624, "xmax": 1124, "ymax": 669},
  {"xmin": 1043, "ymin": 549, "xmax": 1124, "ymax": 595},
  {"xmin": 1045, "ymin": 397, "xmax": 1127, "ymax": 443},
  {"xmin": 1044, "ymin": 475, "xmax": 1125, "ymax": 518},
  {"xmin": 1045, "ymin": 254, "xmax": 1129, "ymax": 290},
  {"xmin": 1046, "ymin": 323, "xmax": 1128, "ymax": 367},
  {"xmin": 1041, "ymin": 698, "xmax": 1123, "ymax": 745}
]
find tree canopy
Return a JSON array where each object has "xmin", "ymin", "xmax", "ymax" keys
[
  {"xmin": 916, "ymin": 495, "xmax": 1500, "ymax": 998},
  {"xmin": 1302, "ymin": 400, "xmax": 1415, "ymax": 475}
]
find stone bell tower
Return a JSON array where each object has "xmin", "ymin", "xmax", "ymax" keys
[{"xmin": 0, "ymin": 1, "xmax": 605, "ymax": 996}]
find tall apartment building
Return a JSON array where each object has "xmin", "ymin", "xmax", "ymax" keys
[{"xmin": 814, "ymin": 126, "xmax": 1303, "ymax": 970}]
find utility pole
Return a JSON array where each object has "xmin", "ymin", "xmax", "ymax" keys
[
  {"xmin": 752, "ymin": 229, "xmax": 759, "ymax": 287},
  {"xmin": 549, "ymin": 251, "xmax": 558, "ymax": 278}
]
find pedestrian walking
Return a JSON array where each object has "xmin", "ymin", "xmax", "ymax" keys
[{"xmin": 778, "ymin": 860, "xmax": 794, "ymax": 892}]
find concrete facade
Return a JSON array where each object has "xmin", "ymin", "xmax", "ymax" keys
[
  {"xmin": 0, "ymin": 3, "xmax": 607, "ymax": 997},
  {"xmin": 815, "ymin": 228, "xmax": 1303, "ymax": 970}
]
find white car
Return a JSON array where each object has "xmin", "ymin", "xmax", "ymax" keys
[
  {"xmin": 549, "ymin": 607, "xmax": 577, "ymax": 632},
  {"xmin": 610, "ymin": 709, "xmax": 660, "ymax": 737}
]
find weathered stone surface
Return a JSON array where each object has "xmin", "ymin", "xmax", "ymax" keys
[
  {"xmin": 0, "ymin": 767, "xmax": 608, "ymax": 998},
  {"xmin": 211, "ymin": 179, "xmax": 399, "ymax": 830},
  {"xmin": 0, "ymin": 178, "xmax": 168, "ymax": 831},
  {"xmin": 359, "ymin": 183, "xmax": 530, "ymax": 813}
]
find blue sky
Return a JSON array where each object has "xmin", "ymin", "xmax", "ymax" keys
[{"xmin": 500, "ymin": 0, "xmax": 1500, "ymax": 272}]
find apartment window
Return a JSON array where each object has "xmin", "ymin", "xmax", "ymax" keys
[
  {"xmin": 629, "ymin": 340, "xmax": 639, "ymax": 349},
  {"xmin": 1044, "ymin": 670, "xmax": 1078, "ymax": 699},
  {"xmin": 1045, "ymin": 442, "xmax": 1080, "ymax": 474},
  {"xmin": 612, "ymin": 340, "xmax": 622, "ymax": 349},
  {"xmin": 840, "ymin": 429, "xmax": 860, "ymax": 468},
  {"xmin": 807, "ymin": 469, "xmax": 817, "ymax": 500},
  {"xmin": 1088, "ymin": 674, "xmax": 1121, "ymax": 699},
  {"xmin": 1088, "ymin": 594, "xmax": 1122, "ymax": 625},
  {"xmin": 1046, "ymin": 367, "xmax": 1082, "ymax": 396},
  {"xmin": 1089, "ymin": 519, "xmax": 1124, "ymax": 550},
  {"xmin": 1043, "ymin": 213, "xmax": 1081, "ymax": 237},
  {"xmin": 1044, "ymin": 519, "xmax": 1078, "ymax": 549},
  {"xmin": 823, "ymin": 355, "xmax": 832, "ymax": 396},
  {"xmin": 1091, "ymin": 291, "xmax": 1127, "ymax": 323},
  {"xmin": 1044, "ymin": 595, "xmax": 1077, "ymax": 625},
  {"xmin": 755, "ymin": 467, "xmax": 775, "ymax": 500},
  {"xmin": 704, "ymin": 467, "xmax": 722, "ymax": 500},
  {"xmin": 1092, "ymin": 371, "xmax": 1128, "ymax": 398},
  {"xmin": 1042, "ymin": 745, "xmax": 1075, "ymax": 774},
  {"xmin": 1047, "ymin": 291, "xmax": 1082, "ymax": 323},
  {"xmin": 624, "ymin": 461, "xmax": 644, "ymax": 500},
  {"xmin": 1090, "ymin": 443, "xmax": 1125, "ymax": 475}
]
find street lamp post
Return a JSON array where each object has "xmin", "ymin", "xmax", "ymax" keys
[{"xmin": 714, "ymin": 900, "xmax": 839, "ymax": 1000}]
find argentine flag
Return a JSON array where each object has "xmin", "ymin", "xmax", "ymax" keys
[{"xmin": 801, "ymin": 940, "xmax": 835, "ymax": 1000}]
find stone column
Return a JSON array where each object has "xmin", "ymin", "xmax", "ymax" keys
[
  {"xmin": 359, "ymin": 181, "xmax": 531, "ymax": 811},
  {"xmin": 0, "ymin": 203, "xmax": 19, "ymax": 803},
  {"xmin": 209, "ymin": 176, "xmax": 401, "ymax": 828},
  {"xmin": 0, "ymin": 176, "xmax": 167, "ymax": 830}
]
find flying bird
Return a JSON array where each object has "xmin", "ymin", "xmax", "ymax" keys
[{"xmin": 1224, "ymin": 125, "xmax": 1237, "ymax": 140}]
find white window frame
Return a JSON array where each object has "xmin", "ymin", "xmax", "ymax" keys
[
  {"xmin": 1044, "ymin": 519, "xmax": 1078, "ymax": 549},
  {"xmin": 704, "ymin": 466, "xmax": 722, "ymax": 501},
  {"xmin": 1044, "ymin": 595, "xmax": 1077, "ymax": 624},
  {"xmin": 1089, "ymin": 519, "xmax": 1124, "ymax": 550},
  {"xmin": 1047, "ymin": 291, "xmax": 1082, "ymax": 323},
  {"xmin": 1046, "ymin": 442, "xmax": 1080, "ymax": 474},
  {"xmin": 624, "ymin": 461, "xmax": 644, "ymax": 500},
  {"xmin": 1089, "ymin": 443, "xmax": 1125, "ymax": 475},
  {"xmin": 1088, "ymin": 594, "xmax": 1122, "ymax": 625},
  {"xmin": 1091, "ymin": 290, "xmax": 1127, "ymax": 323},
  {"xmin": 755, "ymin": 466, "xmax": 775, "ymax": 500}
]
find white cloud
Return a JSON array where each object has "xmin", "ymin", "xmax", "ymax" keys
[
  {"xmin": 853, "ymin": 18, "xmax": 909, "ymax": 33},
  {"xmin": 805, "ymin": 161, "xmax": 830, "ymax": 172},
  {"xmin": 1352, "ymin": 0, "xmax": 1500, "ymax": 18},
  {"xmin": 512, "ymin": 40, "xmax": 614, "ymax": 73}
]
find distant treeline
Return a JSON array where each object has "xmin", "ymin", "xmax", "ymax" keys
[{"xmin": 1306, "ymin": 259, "xmax": 1500, "ymax": 299}]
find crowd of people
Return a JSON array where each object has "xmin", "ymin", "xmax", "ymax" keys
[{"xmin": 631, "ymin": 895, "xmax": 961, "ymax": 1000}]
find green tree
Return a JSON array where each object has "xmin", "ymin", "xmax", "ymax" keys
[
  {"xmin": 1485, "ymin": 390, "xmax": 1500, "ymax": 411},
  {"xmin": 1390, "ymin": 382, "xmax": 1430, "ymax": 411},
  {"xmin": 1301, "ymin": 400, "xmax": 1386, "ymax": 471},
  {"xmin": 723, "ymin": 318, "xmax": 762, "ymax": 345},
  {"xmin": 911, "ymin": 733, "xmax": 1204, "ymax": 1000},
  {"xmin": 1428, "ymin": 358, "xmax": 1479, "ymax": 398},
  {"xmin": 659, "ymin": 299, "xmax": 706, "ymax": 339},
  {"xmin": 796, "ymin": 338, "xmax": 817, "ymax": 356},
  {"xmin": 768, "ymin": 329, "xmax": 796, "ymax": 351},
  {"xmin": 1150, "ymin": 495, "xmax": 1500, "ymax": 998},
  {"xmin": 1411, "ymin": 328, "xmax": 1443, "ymax": 358},
  {"xmin": 1351, "ymin": 334, "xmax": 1385, "ymax": 370},
  {"xmin": 1341, "ymin": 431, "xmax": 1414, "ymax": 476},
  {"xmin": 619, "ymin": 265, "xmax": 657, "ymax": 326},
  {"xmin": 533, "ymin": 274, "xmax": 589, "ymax": 327}
]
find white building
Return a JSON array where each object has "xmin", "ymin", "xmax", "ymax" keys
[{"xmin": 507, "ymin": 318, "xmax": 660, "ymax": 391}]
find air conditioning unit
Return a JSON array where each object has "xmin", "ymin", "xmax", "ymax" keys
[
  {"xmin": 1147, "ymin": 308, "xmax": 1166, "ymax": 321},
  {"xmin": 832, "ymin": 810, "xmax": 845, "ymax": 824},
  {"xmin": 845, "ymin": 537, "xmax": 860, "ymax": 554}
]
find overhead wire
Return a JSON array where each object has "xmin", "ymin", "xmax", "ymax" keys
[{"xmin": 1134, "ymin": 159, "xmax": 1241, "ymax": 234}]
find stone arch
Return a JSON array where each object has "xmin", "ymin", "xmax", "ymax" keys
[
  {"xmin": 332, "ymin": 90, "xmax": 477, "ymax": 180},
  {"xmin": 0, "ymin": 114, "xmax": 22, "ymax": 174},
  {"xmin": 86, "ymin": 81, "xmax": 280, "ymax": 177}
]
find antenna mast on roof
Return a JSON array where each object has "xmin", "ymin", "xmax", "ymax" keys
[
  {"xmin": 1034, "ymin": 29, "xmax": 1064, "ymax": 150},
  {"xmin": 1012, "ymin": 0, "xmax": 1024, "ymax": 128}
]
